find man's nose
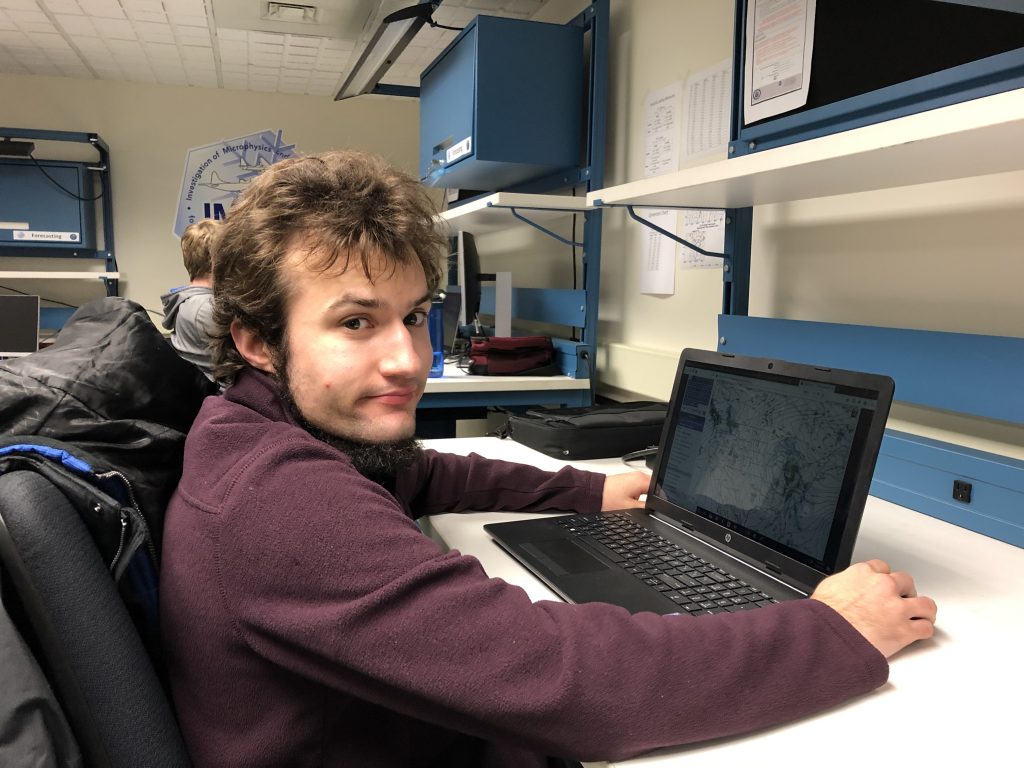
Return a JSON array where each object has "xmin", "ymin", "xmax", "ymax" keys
[{"xmin": 379, "ymin": 322, "xmax": 423, "ymax": 376}]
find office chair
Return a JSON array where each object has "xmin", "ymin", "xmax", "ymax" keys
[{"xmin": 0, "ymin": 470, "xmax": 192, "ymax": 768}]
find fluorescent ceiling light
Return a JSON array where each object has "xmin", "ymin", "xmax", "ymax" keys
[{"xmin": 334, "ymin": 1, "xmax": 438, "ymax": 100}]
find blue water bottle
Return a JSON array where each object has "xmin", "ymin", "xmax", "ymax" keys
[{"xmin": 428, "ymin": 297, "xmax": 445, "ymax": 378}]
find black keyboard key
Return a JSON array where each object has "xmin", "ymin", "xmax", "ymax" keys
[{"xmin": 656, "ymin": 573, "xmax": 684, "ymax": 590}]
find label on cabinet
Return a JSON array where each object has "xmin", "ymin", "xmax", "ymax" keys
[
  {"xmin": 13, "ymin": 230, "xmax": 80, "ymax": 242},
  {"xmin": 446, "ymin": 137, "xmax": 472, "ymax": 164}
]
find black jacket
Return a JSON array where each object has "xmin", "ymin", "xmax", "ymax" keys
[{"xmin": 0, "ymin": 297, "xmax": 217, "ymax": 548}]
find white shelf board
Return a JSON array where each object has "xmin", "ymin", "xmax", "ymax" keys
[
  {"xmin": 424, "ymin": 363, "xmax": 589, "ymax": 394},
  {"xmin": 437, "ymin": 192, "xmax": 589, "ymax": 235},
  {"xmin": 589, "ymin": 88, "xmax": 1024, "ymax": 209},
  {"xmin": 0, "ymin": 271, "xmax": 120, "ymax": 279}
]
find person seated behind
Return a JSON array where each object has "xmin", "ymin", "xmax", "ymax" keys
[
  {"xmin": 159, "ymin": 151, "xmax": 937, "ymax": 768},
  {"xmin": 161, "ymin": 219, "xmax": 219, "ymax": 381}
]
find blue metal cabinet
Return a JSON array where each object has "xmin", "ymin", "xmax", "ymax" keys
[
  {"xmin": 0, "ymin": 160, "xmax": 98, "ymax": 255},
  {"xmin": 419, "ymin": 14, "xmax": 584, "ymax": 190}
]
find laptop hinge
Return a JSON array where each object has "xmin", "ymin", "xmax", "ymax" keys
[{"xmin": 764, "ymin": 560, "xmax": 783, "ymax": 575}]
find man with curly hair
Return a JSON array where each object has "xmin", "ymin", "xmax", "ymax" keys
[{"xmin": 160, "ymin": 151, "xmax": 936, "ymax": 768}]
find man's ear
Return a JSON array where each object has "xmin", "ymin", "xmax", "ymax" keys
[{"xmin": 230, "ymin": 319, "xmax": 276, "ymax": 374}]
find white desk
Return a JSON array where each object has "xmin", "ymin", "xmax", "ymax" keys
[{"xmin": 422, "ymin": 437, "xmax": 1024, "ymax": 767}]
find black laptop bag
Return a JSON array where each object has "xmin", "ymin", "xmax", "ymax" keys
[{"xmin": 499, "ymin": 401, "xmax": 667, "ymax": 460}]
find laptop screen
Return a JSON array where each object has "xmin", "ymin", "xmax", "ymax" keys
[
  {"xmin": 652, "ymin": 358, "xmax": 886, "ymax": 574},
  {"xmin": 0, "ymin": 294, "xmax": 40, "ymax": 357}
]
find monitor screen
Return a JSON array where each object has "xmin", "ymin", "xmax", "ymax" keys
[
  {"xmin": 456, "ymin": 230, "xmax": 482, "ymax": 335},
  {"xmin": 0, "ymin": 294, "xmax": 40, "ymax": 357},
  {"xmin": 653, "ymin": 358, "xmax": 886, "ymax": 573}
]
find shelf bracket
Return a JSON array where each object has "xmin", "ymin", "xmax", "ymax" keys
[
  {"xmin": 507, "ymin": 207, "xmax": 585, "ymax": 248},
  {"xmin": 624, "ymin": 205, "xmax": 727, "ymax": 258}
]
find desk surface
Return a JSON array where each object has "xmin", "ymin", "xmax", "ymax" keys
[{"xmin": 422, "ymin": 437, "xmax": 1024, "ymax": 767}]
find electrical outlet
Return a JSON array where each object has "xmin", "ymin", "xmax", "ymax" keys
[{"xmin": 952, "ymin": 480, "xmax": 973, "ymax": 504}]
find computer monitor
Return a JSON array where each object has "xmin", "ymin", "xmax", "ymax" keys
[
  {"xmin": 0, "ymin": 294, "xmax": 40, "ymax": 357},
  {"xmin": 456, "ymin": 230, "xmax": 482, "ymax": 335},
  {"xmin": 451, "ymin": 230, "xmax": 511, "ymax": 341}
]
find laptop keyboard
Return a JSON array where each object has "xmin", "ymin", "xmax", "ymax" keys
[{"xmin": 555, "ymin": 514, "xmax": 779, "ymax": 615}]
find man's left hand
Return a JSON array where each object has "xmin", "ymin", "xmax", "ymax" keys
[{"xmin": 600, "ymin": 471, "xmax": 651, "ymax": 511}]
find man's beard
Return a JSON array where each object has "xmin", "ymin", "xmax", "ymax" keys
[{"xmin": 274, "ymin": 344, "xmax": 422, "ymax": 486}]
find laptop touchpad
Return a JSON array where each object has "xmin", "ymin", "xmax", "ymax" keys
[{"xmin": 522, "ymin": 540, "xmax": 610, "ymax": 576}]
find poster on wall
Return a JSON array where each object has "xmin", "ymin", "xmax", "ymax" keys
[{"xmin": 173, "ymin": 129, "xmax": 298, "ymax": 237}]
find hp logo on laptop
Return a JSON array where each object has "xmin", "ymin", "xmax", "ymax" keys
[{"xmin": 724, "ymin": 533, "xmax": 732, "ymax": 543}]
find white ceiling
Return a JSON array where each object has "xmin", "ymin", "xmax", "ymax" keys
[{"xmin": 0, "ymin": 0, "xmax": 550, "ymax": 97}]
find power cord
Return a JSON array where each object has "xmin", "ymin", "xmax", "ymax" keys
[{"xmin": 28, "ymin": 154, "xmax": 106, "ymax": 202}]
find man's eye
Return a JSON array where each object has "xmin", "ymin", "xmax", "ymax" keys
[
  {"xmin": 406, "ymin": 310, "xmax": 428, "ymax": 327},
  {"xmin": 342, "ymin": 317, "xmax": 369, "ymax": 330}
]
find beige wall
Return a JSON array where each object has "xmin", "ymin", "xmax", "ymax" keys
[{"xmin": 0, "ymin": 72, "xmax": 420, "ymax": 320}]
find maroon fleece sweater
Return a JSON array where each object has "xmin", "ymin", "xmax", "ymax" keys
[{"xmin": 160, "ymin": 368, "xmax": 887, "ymax": 768}]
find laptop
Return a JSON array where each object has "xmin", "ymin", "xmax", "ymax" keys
[
  {"xmin": 484, "ymin": 348, "xmax": 894, "ymax": 615},
  {"xmin": 0, "ymin": 294, "xmax": 41, "ymax": 358}
]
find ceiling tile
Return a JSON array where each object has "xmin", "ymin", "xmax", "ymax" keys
[
  {"xmin": 507, "ymin": 0, "xmax": 544, "ymax": 16},
  {"xmin": 218, "ymin": 43, "xmax": 246, "ymax": 62},
  {"xmin": 128, "ymin": 10, "xmax": 166, "ymax": 23},
  {"xmin": 162, "ymin": 0, "xmax": 206, "ymax": 15},
  {"xmin": 0, "ymin": 28, "xmax": 30, "ymax": 43},
  {"xmin": 53, "ymin": 13, "xmax": 96, "ymax": 34},
  {"xmin": 167, "ymin": 12, "xmax": 207, "ymax": 28},
  {"xmin": 72, "ymin": 34, "xmax": 106, "ymax": 49},
  {"xmin": 15, "ymin": 20, "xmax": 53, "ymax": 35},
  {"xmin": 465, "ymin": 0, "xmax": 506, "ymax": 11},
  {"xmin": 40, "ymin": 0, "xmax": 84, "ymax": 14},
  {"xmin": 27, "ymin": 30, "xmax": 63, "ymax": 45},
  {"xmin": 216, "ymin": 27, "xmax": 246, "ymax": 41},
  {"xmin": 174, "ymin": 25, "xmax": 211, "ymax": 45},
  {"xmin": 92, "ymin": 16, "xmax": 134, "ymax": 38},
  {"xmin": 77, "ymin": 0, "xmax": 125, "ymax": 20},
  {"xmin": 248, "ymin": 31, "xmax": 282, "ymax": 46},
  {"xmin": 122, "ymin": 0, "xmax": 164, "ymax": 13},
  {"xmin": 146, "ymin": 41, "xmax": 180, "ymax": 59},
  {"xmin": 6, "ymin": 7, "xmax": 45, "ymax": 23},
  {"xmin": 106, "ymin": 37, "xmax": 142, "ymax": 54},
  {"xmin": 135, "ymin": 20, "xmax": 174, "ymax": 42},
  {"xmin": 180, "ymin": 44, "xmax": 214, "ymax": 62},
  {"xmin": 0, "ymin": 0, "xmax": 44, "ymax": 11}
]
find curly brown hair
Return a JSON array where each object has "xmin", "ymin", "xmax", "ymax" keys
[
  {"xmin": 210, "ymin": 150, "xmax": 447, "ymax": 382},
  {"xmin": 180, "ymin": 218, "xmax": 219, "ymax": 280}
]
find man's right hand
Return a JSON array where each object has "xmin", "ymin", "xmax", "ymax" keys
[{"xmin": 810, "ymin": 559, "xmax": 937, "ymax": 658}]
